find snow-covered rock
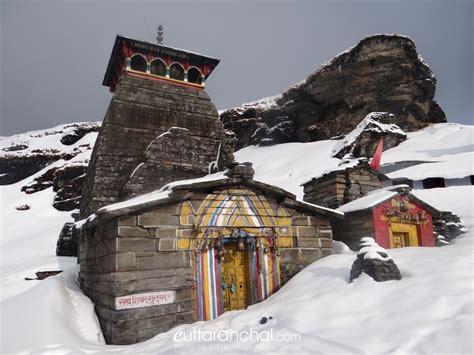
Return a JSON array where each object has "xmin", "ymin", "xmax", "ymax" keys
[
  {"xmin": 331, "ymin": 112, "xmax": 407, "ymax": 159},
  {"xmin": 350, "ymin": 237, "xmax": 402, "ymax": 282},
  {"xmin": 0, "ymin": 122, "xmax": 99, "ymax": 211}
]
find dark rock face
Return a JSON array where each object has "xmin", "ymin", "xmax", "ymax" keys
[
  {"xmin": 221, "ymin": 34, "xmax": 446, "ymax": 149},
  {"xmin": 80, "ymin": 74, "xmax": 228, "ymax": 218},
  {"xmin": 332, "ymin": 112, "xmax": 407, "ymax": 159},
  {"xmin": 56, "ymin": 222, "xmax": 78, "ymax": 256},
  {"xmin": 53, "ymin": 165, "xmax": 88, "ymax": 211},
  {"xmin": 60, "ymin": 124, "xmax": 100, "ymax": 145},
  {"xmin": 22, "ymin": 164, "xmax": 88, "ymax": 211},
  {"xmin": 350, "ymin": 237, "xmax": 402, "ymax": 282},
  {"xmin": 0, "ymin": 154, "xmax": 63, "ymax": 185},
  {"xmin": 0, "ymin": 123, "xmax": 99, "ymax": 185}
]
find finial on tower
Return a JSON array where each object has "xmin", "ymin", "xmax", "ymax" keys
[{"xmin": 157, "ymin": 25, "xmax": 163, "ymax": 44}]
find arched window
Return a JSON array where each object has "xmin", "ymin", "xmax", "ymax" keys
[
  {"xmin": 130, "ymin": 55, "xmax": 147, "ymax": 72},
  {"xmin": 169, "ymin": 63, "xmax": 184, "ymax": 81},
  {"xmin": 187, "ymin": 67, "xmax": 202, "ymax": 84},
  {"xmin": 150, "ymin": 59, "xmax": 166, "ymax": 77}
]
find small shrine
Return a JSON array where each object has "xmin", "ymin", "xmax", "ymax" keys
[
  {"xmin": 78, "ymin": 164, "xmax": 341, "ymax": 344},
  {"xmin": 333, "ymin": 185, "xmax": 438, "ymax": 250},
  {"xmin": 303, "ymin": 162, "xmax": 439, "ymax": 250}
]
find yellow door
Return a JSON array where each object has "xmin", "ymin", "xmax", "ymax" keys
[
  {"xmin": 221, "ymin": 243, "xmax": 249, "ymax": 311},
  {"xmin": 389, "ymin": 222, "xmax": 419, "ymax": 248},
  {"xmin": 391, "ymin": 232, "xmax": 409, "ymax": 248}
]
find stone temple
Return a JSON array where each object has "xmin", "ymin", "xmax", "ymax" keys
[
  {"xmin": 79, "ymin": 35, "xmax": 233, "ymax": 218},
  {"xmin": 77, "ymin": 34, "xmax": 341, "ymax": 345}
]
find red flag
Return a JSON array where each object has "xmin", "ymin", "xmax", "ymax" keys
[{"xmin": 369, "ymin": 138, "xmax": 384, "ymax": 170}]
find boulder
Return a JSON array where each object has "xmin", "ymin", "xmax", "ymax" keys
[
  {"xmin": 56, "ymin": 222, "xmax": 78, "ymax": 256},
  {"xmin": 350, "ymin": 237, "xmax": 402, "ymax": 282},
  {"xmin": 22, "ymin": 163, "xmax": 88, "ymax": 211},
  {"xmin": 221, "ymin": 34, "xmax": 446, "ymax": 149},
  {"xmin": 60, "ymin": 123, "xmax": 100, "ymax": 146}
]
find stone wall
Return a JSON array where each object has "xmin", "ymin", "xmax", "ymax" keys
[
  {"xmin": 279, "ymin": 214, "xmax": 333, "ymax": 284},
  {"xmin": 79, "ymin": 203, "xmax": 194, "ymax": 345},
  {"xmin": 122, "ymin": 127, "xmax": 221, "ymax": 198},
  {"xmin": 303, "ymin": 164, "xmax": 382, "ymax": 209},
  {"xmin": 79, "ymin": 183, "xmax": 335, "ymax": 344},
  {"xmin": 331, "ymin": 211, "xmax": 374, "ymax": 251},
  {"xmin": 80, "ymin": 74, "xmax": 226, "ymax": 218}
]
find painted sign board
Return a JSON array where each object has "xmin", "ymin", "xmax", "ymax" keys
[{"xmin": 115, "ymin": 290, "xmax": 176, "ymax": 310}]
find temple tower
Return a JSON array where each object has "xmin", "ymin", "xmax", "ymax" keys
[{"xmin": 80, "ymin": 35, "xmax": 230, "ymax": 218}]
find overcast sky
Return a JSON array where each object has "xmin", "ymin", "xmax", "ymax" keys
[{"xmin": 0, "ymin": 0, "xmax": 472, "ymax": 136}]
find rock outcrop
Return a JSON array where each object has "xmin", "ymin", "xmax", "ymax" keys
[
  {"xmin": 350, "ymin": 237, "xmax": 402, "ymax": 282},
  {"xmin": 56, "ymin": 222, "xmax": 78, "ymax": 256},
  {"xmin": 221, "ymin": 34, "xmax": 446, "ymax": 149},
  {"xmin": 433, "ymin": 211, "xmax": 466, "ymax": 246},
  {"xmin": 331, "ymin": 112, "xmax": 407, "ymax": 159},
  {"xmin": 0, "ymin": 122, "xmax": 99, "ymax": 185}
]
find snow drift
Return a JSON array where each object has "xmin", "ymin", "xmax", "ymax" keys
[{"xmin": 1, "ymin": 121, "xmax": 473, "ymax": 353}]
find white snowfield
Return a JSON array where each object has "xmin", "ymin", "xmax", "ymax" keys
[
  {"xmin": 0, "ymin": 122, "xmax": 473, "ymax": 353},
  {"xmin": 236, "ymin": 123, "xmax": 474, "ymax": 199}
]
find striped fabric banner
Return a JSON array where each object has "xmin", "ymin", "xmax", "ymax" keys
[{"xmin": 195, "ymin": 235, "xmax": 281, "ymax": 321}]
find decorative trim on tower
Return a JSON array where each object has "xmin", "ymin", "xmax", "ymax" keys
[{"xmin": 103, "ymin": 35, "xmax": 219, "ymax": 92}]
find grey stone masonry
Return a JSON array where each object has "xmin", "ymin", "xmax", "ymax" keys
[
  {"xmin": 303, "ymin": 162, "xmax": 383, "ymax": 209},
  {"xmin": 331, "ymin": 210, "xmax": 374, "ymax": 251},
  {"xmin": 78, "ymin": 169, "xmax": 342, "ymax": 345},
  {"xmin": 79, "ymin": 74, "xmax": 227, "ymax": 218},
  {"xmin": 279, "ymin": 213, "xmax": 333, "ymax": 285},
  {"xmin": 78, "ymin": 203, "xmax": 195, "ymax": 345}
]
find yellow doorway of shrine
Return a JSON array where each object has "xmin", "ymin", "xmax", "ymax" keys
[
  {"xmin": 220, "ymin": 243, "xmax": 250, "ymax": 311},
  {"xmin": 389, "ymin": 222, "xmax": 419, "ymax": 248}
]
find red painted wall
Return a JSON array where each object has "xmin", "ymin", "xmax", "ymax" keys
[{"xmin": 372, "ymin": 195, "xmax": 434, "ymax": 248}]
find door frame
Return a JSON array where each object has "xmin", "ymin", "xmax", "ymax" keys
[{"xmin": 388, "ymin": 222, "xmax": 419, "ymax": 248}]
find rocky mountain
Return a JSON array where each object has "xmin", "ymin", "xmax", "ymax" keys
[
  {"xmin": 0, "ymin": 122, "xmax": 100, "ymax": 211},
  {"xmin": 0, "ymin": 34, "xmax": 455, "ymax": 214},
  {"xmin": 221, "ymin": 34, "xmax": 446, "ymax": 149}
]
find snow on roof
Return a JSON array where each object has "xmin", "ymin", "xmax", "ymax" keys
[
  {"xmin": 97, "ymin": 190, "xmax": 172, "ymax": 215},
  {"xmin": 159, "ymin": 170, "xmax": 229, "ymax": 191},
  {"xmin": 300, "ymin": 159, "xmax": 362, "ymax": 185},
  {"xmin": 297, "ymin": 200, "xmax": 344, "ymax": 217},
  {"xmin": 75, "ymin": 169, "xmax": 342, "ymax": 228},
  {"xmin": 336, "ymin": 185, "xmax": 406, "ymax": 213}
]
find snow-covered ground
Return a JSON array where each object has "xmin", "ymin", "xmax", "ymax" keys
[
  {"xmin": 236, "ymin": 122, "xmax": 474, "ymax": 199},
  {"xmin": 1, "ymin": 122, "xmax": 473, "ymax": 353}
]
